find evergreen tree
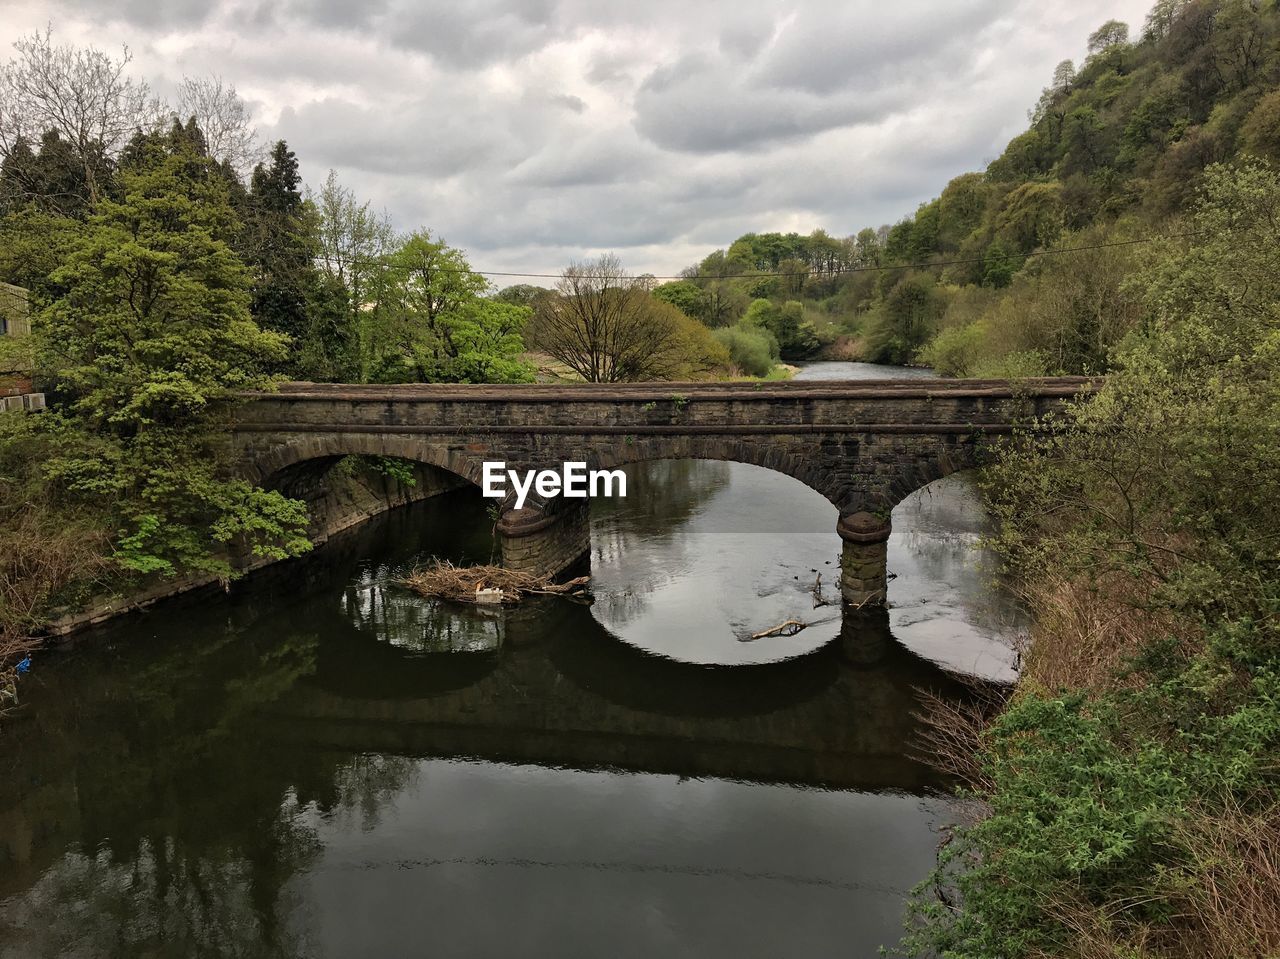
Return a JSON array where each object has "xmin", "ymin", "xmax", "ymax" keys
[
  {"xmin": 39, "ymin": 135, "xmax": 309, "ymax": 576},
  {"xmin": 245, "ymin": 140, "xmax": 348, "ymax": 377}
]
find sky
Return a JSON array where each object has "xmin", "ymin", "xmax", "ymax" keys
[{"xmin": 2, "ymin": 0, "xmax": 1155, "ymax": 279}]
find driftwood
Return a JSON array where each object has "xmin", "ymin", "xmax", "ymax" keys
[
  {"xmin": 746, "ymin": 619, "xmax": 809, "ymax": 641},
  {"xmin": 811, "ymin": 572, "xmax": 832, "ymax": 608},
  {"xmin": 402, "ymin": 560, "xmax": 591, "ymax": 605}
]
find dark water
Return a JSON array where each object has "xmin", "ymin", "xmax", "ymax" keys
[{"xmin": 0, "ymin": 365, "xmax": 1025, "ymax": 958}]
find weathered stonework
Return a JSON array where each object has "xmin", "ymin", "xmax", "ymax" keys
[
  {"xmin": 837, "ymin": 512, "xmax": 893, "ymax": 607},
  {"xmin": 232, "ymin": 378, "xmax": 1092, "ymax": 604},
  {"xmin": 497, "ymin": 501, "xmax": 591, "ymax": 577}
]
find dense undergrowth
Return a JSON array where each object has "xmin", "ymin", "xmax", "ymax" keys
[{"xmin": 901, "ymin": 163, "xmax": 1280, "ymax": 958}]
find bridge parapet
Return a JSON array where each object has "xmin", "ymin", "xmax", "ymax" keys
[{"xmin": 232, "ymin": 377, "xmax": 1094, "ymax": 606}]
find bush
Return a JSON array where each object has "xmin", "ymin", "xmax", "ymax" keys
[
  {"xmin": 901, "ymin": 162, "xmax": 1280, "ymax": 959},
  {"xmin": 712, "ymin": 323, "xmax": 778, "ymax": 377},
  {"xmin": 918, "ymin": 322, "xmax": 986, "ymax": 376}
]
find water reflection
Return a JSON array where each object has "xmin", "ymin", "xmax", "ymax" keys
[
  {"xmin": 0, "ymin": 367, "xmax": 1025, "ymax": 956},
  {"xmin": 591, "ymin": 460, "xmax": 842, "ymax": 665},
  {"xmin": 342, "ymin": 566, "xmax": 504, "ymax": 654},
  {"xmin": 887, "ymin": 475, "xmax": 1027, "ymax": 681}
]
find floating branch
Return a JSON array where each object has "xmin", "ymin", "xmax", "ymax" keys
[{"xmin": 745, "ymin": 619, "xmax": 809, "ymax": 641}]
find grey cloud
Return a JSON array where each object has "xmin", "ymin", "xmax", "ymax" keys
[
  {"xmin": 634, "ymin": 51, "xmax": 910, "ymax": 154},
  {"xmin": 717, "ymin": 20, "xmax": 775, "ymax": 61},
  {"xmin": 505, "ymin": 129, "xmax": 660, "ymax": 190},
  {"xmin": 14, "ymin": 0, "xmax": 1158, "ymax": 275},
  {"xmin": 280, "ymin": 0, "xmax": 392, "ymax": 30},
  {"xmin": 270, "ymin": 97, "xmax": 518, "ymax": 178},
  {"xmin": 550, "ymin": 93, "xmax": 586, "ymax": 113},
  {"xmin": 631, "ymin": 1, "xmax": 1014, "ymax": 155},
  {"xmin": 383, "ymin": 0, "xmax": 558, "ymax": 68},
  {"xmin": 757, "ymin": 1, "xmax": 1007, "ymax": 95},
  {"xmin": 42, "ymin": 0, "xmax": 215, "ymax": 30}
]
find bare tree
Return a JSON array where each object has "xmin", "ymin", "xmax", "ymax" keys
[
  {"xmin": 176, "ymin": 75, "xmax": 261, "ymax": 175},
  {"xmin": 308, "ymin": 170, "xmax": 396, "ymax": 380},
  {"xmin": 0, "ymin": 28, "xmax": 160, "ymax": 203},
  {"xmin": 536, "ymin": 254, "xmax": 702, "ymax": 382}
]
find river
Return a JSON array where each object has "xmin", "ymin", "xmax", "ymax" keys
[{"xmin": 0, "ymin": 363, "xmax": 1025, "ymax": 958}]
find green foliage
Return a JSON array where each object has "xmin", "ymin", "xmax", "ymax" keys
[
  {"xmin": 362, "ymin": 455, "xmax": 419, "ymax": 488},
  {"xmin": 652, "ymin": 280, "xmax": 705, "ymax": 319},
  {"xmin": 863, "ymin": 274, "xmax": 944, "ymax": 364},
  {"xmin": 917, "ymin": 321, "xmax": 986, "ymax": 376},
  {"xmin": 365, "ymin": 231, "xmax": 533, "ymax": 384},
  {"xmin": 32, "ymin": 136, "xmax": 311, "ymax": 579},
  {"xmin": 712, "ymin": 322, "xmax": 778, "ymax": 377},
  {"xmin": 1240, "ymin": 89, "xmax": 1280, "ymax": 162},
  {"xmin": 902, "ymin": 162, "xmax": 1280, "ymax": 958}
]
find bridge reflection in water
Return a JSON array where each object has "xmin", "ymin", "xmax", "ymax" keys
[{"xmin": 0, "ymin": 480, "xmax": 989, "ymax": 957}]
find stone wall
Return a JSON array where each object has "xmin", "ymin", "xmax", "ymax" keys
[
  {"xmin": 233, "ymin": 378, "xmax": 1090, "ymax": 515},
  {"xmin": 497, "ymin": 501, "xmax": 591, "ymax": 577},
  {"xmin": 231, "ymin": 378, "xmax": 1093, "ymax": 606}
]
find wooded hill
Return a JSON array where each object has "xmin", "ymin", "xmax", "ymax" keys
[{"xmin": 663, "ymin": 0, "xmax": 1280, "ymax": 375}]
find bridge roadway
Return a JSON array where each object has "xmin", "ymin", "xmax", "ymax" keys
[{"xmin": 232, "ymin": 377, "xmax": 1092, "ymax": 606}]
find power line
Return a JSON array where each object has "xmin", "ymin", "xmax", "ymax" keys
[{"xmin": 328, "ymin": 230, "xmax": 1202, "ymax": 283}]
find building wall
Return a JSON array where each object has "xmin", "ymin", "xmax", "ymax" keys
[{"xmin": 1, "ymin": 282, "xmax": 42, "ymax": 409}]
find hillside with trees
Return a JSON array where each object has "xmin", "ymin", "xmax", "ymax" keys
[{"xmin": 666, "ymin": 0, "xmax": 1280, "ymax": 376}]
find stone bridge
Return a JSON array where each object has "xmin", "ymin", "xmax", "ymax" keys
[{"xmin": 231, "ymin": 377, "xmax": 1091, "ymax": 606}]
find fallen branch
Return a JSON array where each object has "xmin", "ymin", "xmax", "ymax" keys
[
  {"xmin": 811, "ymin": 572, "xmax": 832, "ymax": 608},
  {"xmin": 746, "ymin": 619, "xmax": 809, "ymax": 640}
]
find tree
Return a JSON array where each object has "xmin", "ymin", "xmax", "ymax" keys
[
  {"xmin": 864, "ymin": 274, "xmax": 943, "ymax": 364},
  {"xmin": 0, "ymin": 128, "xmax": 103, "ymax": 216},
  {"xmin": 853, "ymin": 227, "xmax": 881, "ymax": 266},
  {"xmin": 0, "ymin": 29, "xmax": 159, "ymax": 204},
  {"xmin": 38, "ymin": 136, "xmax": 308, "ymax": 576},
  {"xmin": 774, "ymin": 300, "xmax": 820, "ymax": 359},
  {"xmin": 652, "ymin": 279, "xmax": 705, "ymax": 319},
  {"xmin": 176, "ymin": 76, "xmax": 260, "ymax": 176},
  {"xmin": 368, "ymin": 231, "xmax": 531, "ymax": 383},
  {"xmin": 308, "ymin": 170, "xmax": 394, "ymax": 381},
  {"xmin": 1142, "ymin": 0, "xmax": 1191, "ymax": 41},
  {"xmin": 494, "ymin": 284, "xmax": 549, "ymax": 309},
  {"xmin": 535, "ymin": 255, "xmax": 725, "ymax": 382},
  {"xmin": 712, "ymin": 323, "xmax": 777, "ymax": 376},
  {"xmin": 1240, "ymin": 89, "xmax": 1280, "ymax": 162},
  {"xmin": 243, "ymin": 140, "xmax": 347, "ymax": 378},
  {"xmin": 1087, "ymin": 20, "xmax": 1130, "ymax": 55},
  {"xmin": 1029, "ymin": 60, "xmax": 1075, "ymax": 127}
]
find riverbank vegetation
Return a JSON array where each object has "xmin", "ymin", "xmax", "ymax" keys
[{"xmin": 901, "ymin": 161, "xmax": 1280, "ymax": 959}]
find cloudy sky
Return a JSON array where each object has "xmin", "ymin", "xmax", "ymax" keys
[{"xmin": 4, "ymin": 0, "xmax": 1153, "ymax": 278}]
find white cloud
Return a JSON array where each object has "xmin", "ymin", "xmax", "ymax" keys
[{"xmin": 3, "ymin": 0, "xmax": 1156, "ymax": 277}]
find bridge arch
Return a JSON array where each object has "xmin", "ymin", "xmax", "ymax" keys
[
  {"xmin": 231, "ymin": 378, "xmax": 1088, "ymax": 607},
  {"xmin": 242, "ymin": 431, "xmax": 984, "ymax": 520},
  {"xmin": 240, "ymin": 434, "xmax": 487, "ymax": 491}
]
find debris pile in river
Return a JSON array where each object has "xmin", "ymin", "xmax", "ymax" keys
[{"xmin": 402, "ymin": 560, "xmax": 592, "ymax": 605}]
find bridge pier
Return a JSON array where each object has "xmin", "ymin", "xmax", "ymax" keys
[
  {"xmin": 838, "ymin": 512, "xmax": 892, "ymax": 608},
  {"xmin": 497, "ymin": 501, "xmax": 591, "ymax": 579}
]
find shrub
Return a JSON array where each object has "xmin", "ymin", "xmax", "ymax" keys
[{"xmin": 712, "ymin": 323, "xmax": 778, "ymax": 377}]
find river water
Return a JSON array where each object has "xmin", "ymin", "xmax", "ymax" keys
[{"xmin": 0, "ymin": 363, "xmax": 1025, "ymax": 958}]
